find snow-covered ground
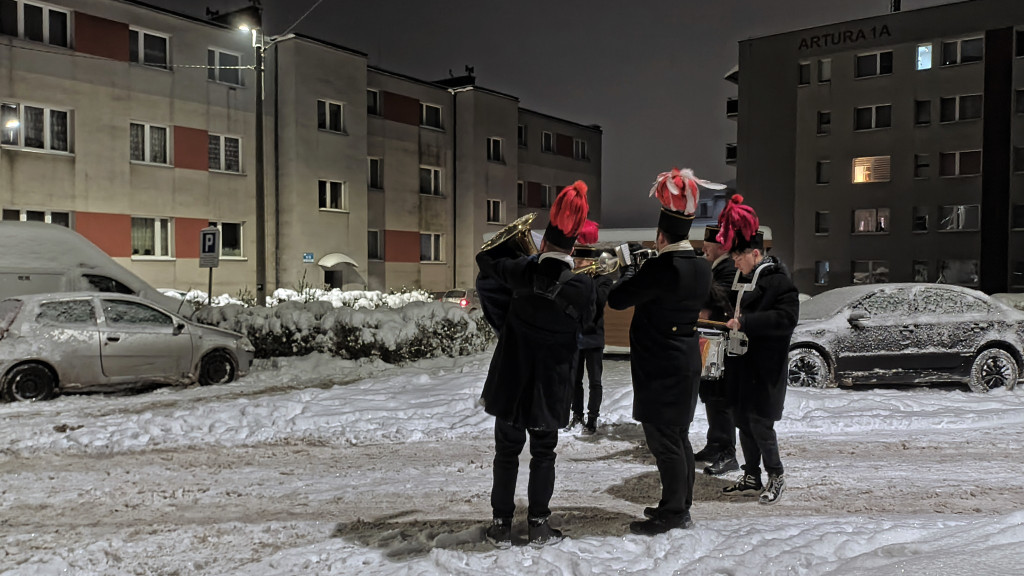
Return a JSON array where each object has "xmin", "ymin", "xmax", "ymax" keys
[{"xmin": 2, "ymin": 352, "xmax": 1024, "ymax": 575}]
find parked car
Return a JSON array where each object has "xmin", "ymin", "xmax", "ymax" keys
[
  {"xmin": 440, "ymin": 289, "xmax": 478, "ymax": 311},
  {"xmin": 787, "ymin": 283, "xmax": 1024, "ymax": 392},
  {"xmin": 0, "ymin": 293, "xmax": 255, "ymax": 402}
]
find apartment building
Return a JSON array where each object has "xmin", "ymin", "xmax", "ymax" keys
[
  {"xmin": 0, "ymin": 0, "xmax": 602, "ymax": 296},
  {"xmin": 728, "ymin": 0, "xmax": 1024, "ymax": 294}
]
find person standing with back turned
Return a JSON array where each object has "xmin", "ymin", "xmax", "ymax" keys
[{"xmin": 608, "ymin": 168, "xmax": 720, "ymax": 535}]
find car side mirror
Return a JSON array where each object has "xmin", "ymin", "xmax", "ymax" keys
[
  {"xmin": 847, "ymin": 311, "xmax": 869, "ymax": 328},
  {"xmin": 173, "ymin": 322, "xmax": 185, "ymax": 336}
]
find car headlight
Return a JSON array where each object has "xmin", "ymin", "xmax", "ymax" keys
[{"xmin": 240, "ymin": 337, "xmax": 256, "ymax": 353}]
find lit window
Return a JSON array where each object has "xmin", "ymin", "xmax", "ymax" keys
[
  {"xmin": 916, "ymin": 43, "xmax": 932, "ymax": 70},
  {"xmin": 1, "ymin": 102, "xmax": 71, "ymax": 152},
  {"xmin": 486, "ymin": 199, "xmax": 503, "ymax": 224},
  {"xmin": 207, "ymin": 48, "xmax": 242, "ymax": 86},
  {"xmin": 129, "ymin": 28, "xmax": 168, "ymax": 69},
  {"xmin": 852, "ymin": 208, "xmax": 890, "ymax": 234},
  {"xmin": 318, "ymin": 179, "xmax": 348, "ymax": 211},
  {"xmin": 1, "ymin": 1, "xmax": 68, "ymax": 47},
  {"xmin": 419, "ymin": 166, "xmax": 442, "ymax": 196},
  {"xmin": 852, "ymin": 156, "xmax": 891, "ymax": 183},
  {"xmin": 487, "ymin": 137, "xmax": 504, "ymax": 162},
  {"xmin": 131, "ymin": 217, "xmax": 172, "ymax": 257},
  {"xmin": 129, "ymin": 122, "xmax": 168, "ymax": 164},
  {"xmin": 208, "ymin": 134, "xmax": 241, "ymax": 173},
  {"xmin": 939, "ymin": 205, "xmax": 980, "ymax": 231},
  {"xmin": 317, "ymin": 99, "xmax": 344, "ymax": 133},
  {"xmin": 420, "ymin": 232, "xmax": 443, "ymax": 262},
  {"xmin": 420, "ymin": 103, "xmax": 442, "ymax": 129}
]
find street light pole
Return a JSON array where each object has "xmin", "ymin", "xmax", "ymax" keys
[{"xmin": 254, "ymin": 32, "xmax": 267, "ymax": 306}]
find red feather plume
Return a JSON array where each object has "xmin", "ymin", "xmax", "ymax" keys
[
  {"xmin": 716, "ymin": 194, "xmax": 759, "ymax": 250},
  {"xmin": 550, "ymin": 181, "xmax": 589, "ymax": 237},
  {"xmin": 577, "ymin": 219, "xmax": 599, "ymax": 245}
]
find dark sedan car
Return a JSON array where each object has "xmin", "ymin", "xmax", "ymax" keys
[{"xmin": 787, "ymin": 283, "xmax": 1024, "ymax": 392}]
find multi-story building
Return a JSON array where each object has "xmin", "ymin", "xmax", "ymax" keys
[
  {"xmin": 0, "ymin": 0, "xmax": 601, "ymax": 297},
  {"xmin": 728, "ymin": 0, "xmax": 1024, "ymax": 294}
]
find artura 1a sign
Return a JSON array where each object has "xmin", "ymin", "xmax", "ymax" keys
[{"xmin": 799, "ymin": 25, "xmax": 892, "ymax": 51}]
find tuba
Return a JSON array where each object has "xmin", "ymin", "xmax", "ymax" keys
[{"xmin": 480, "ymin": 212, "xmax": 539, "ymax": 259}]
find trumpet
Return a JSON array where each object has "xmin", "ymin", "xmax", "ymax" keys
[{"xmin": 573, "ymin": 251, "xmax": 620, "ymax": 276}]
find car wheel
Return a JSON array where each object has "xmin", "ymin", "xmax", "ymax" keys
[
  {"xmin": 199, "ymin": 350, "xmax": 236, "ymax": 386},
  {"xmin": 2, "ymin": 363, "xmax": 58, "ymax": 402},
  {"xmin": 787, "ymin": 348, "xmax": 834, "ymax": 388},
  {"xmin": 968, "ymin": 348, "xmax": 1019, "ymax": 393}
]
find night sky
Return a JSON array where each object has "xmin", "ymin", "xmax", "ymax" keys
[{"xmin": 157, "ymin": 0, "xmax": 957, "ymax": 227}]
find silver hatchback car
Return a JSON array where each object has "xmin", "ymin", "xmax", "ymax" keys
[{"xmin": 0, "ymin": 292, "xmax": 255, "ymax": 402}]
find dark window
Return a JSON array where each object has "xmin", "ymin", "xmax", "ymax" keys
[
  {"xmin": 368, "ymin": 158, "xmax": 382, "ymax": 189},
  {"xmin": 85, "ymin": 275, "xmax": 133, "ymax": 294},
  {"xmin": 816, "ymin": 160, "xmax": 830, "ymax": 184},
  {"xmin": 1017, "ymin": 30, "xmax": 1024, "ymax": 58},
  {"xmin": 960, "ymin": 150, "xmax": 982, "ymax": 175},
  {"xmin": 914, "ymin": 154, "xmax": 929, "ymax": 178},
  {"xmin": 517, "ymin": 181, "xmax": 525, "ymax": 206},
  {"xmin": 816, "ymin": 111, "xmax": 831, "ymax": 135},
  {"xmin": 23, "ymin": 3, "xmax": 41, "ymax": 42},
  {"xmin": 941, "ymin": 41, "xmax": 959, "ymax": 65},
  {"xmin": 855, "ymin": 54, "xmax": 877, "ymax": 77},
  {"xmin": 818, "ymin": 59, "xmax": 831, "ymax": 83},
  {"xmin": 854, "ymin": 107, "xmax": 873, "ymax": 130},
  {"xmin": 939, "ymin": 205, "xmax": 981, "ymax": 231},
  {"xmin": 367, "ymin": 230, "xmax": 382, "ymax": 260},
  {"xmin": 815, "ymin": 261, "xmax": 829, "ymax": 285},
  {"xmin": 541, "ymin": 131, "xmax": 553, "ymax": 153},
  {"xmin": 798, "ymin": 62, "xmax": 810, "ymax": 85},
  {"xmin": 915, "ymin": 100, "xmax": 931, "ymax": 125},
  {"xmin": 0, "ymin": 0, "xmax": 17, "ymax": 37},
  {"xmin": 48, "ymin": 8, "xmax": 67, "ymax": 47},
  {"xmin": 517, "ymin": 124, "xmax": 526, "ymax": 147},
  {"xmin": 960, "ymin": 94, "xmax": 983, "ymax": 120},
  {"xmin": 940, "ymin": 97, "xmax": 957, "ymax": 122},
  {"xmin": 367, "ymin": 89, "xmax": 380, "ymax": 115},
  {"xmin": 913, "ymin": 260, "xmax": 929, "ymax": 282},
  {"xmin": 961, "ymin": 38, "xmax": 983, "ymax": 63},
  {"xmin": 1011, "ymin": 204, "xmax": 1024, "ymax": 229},
  {"xmin": 1014, "ymin": 147, "xmax": 1024, "ymax": 173},
  {"xmin": 1016, "ymin": 90, "xmax": 1024, "ymax": 114},
  {"xmin": 875, "ymin": 105, "xmax": 891, "ymax": 128},
  {"xmin": 879, "ymin": 51, "xmax": 893, "ymax": 74},
  {"xmin": 912, "ymin": 206, "xmax": 929, "ymax": 231},
  {"xmin": 1013, "ymin": 261, "xmax": 1024, "ymax": 286},
  {"xmin": 815, "ymin": 211, "xmax": 829, "ymax": 234}
]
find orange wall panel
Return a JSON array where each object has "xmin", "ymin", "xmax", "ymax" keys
[
  {"xmin": 76, "ymin": 212, "xmax": 131, "ymax": 257},
  {"xmin": 74, "ymin": 13, "xmax": 129, "ymax": 62},
  {"xmin": 385, "ymin": 230, "xmax": 421, "ymax": 263},
  {"xmin": 173, "ymin": 126, "xmax": 209, "ymax": 171},
  {"xmin": 175, "ymin": 218, "xmax": 209, "ymax": 259}
]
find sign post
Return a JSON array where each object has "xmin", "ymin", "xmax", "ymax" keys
[{"xmin": 199, "ymin": 226, "xmax": 220, "ymax": 306}]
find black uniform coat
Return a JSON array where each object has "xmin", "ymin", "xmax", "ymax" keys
[
  {"xmin": 726, "ymin": 255, "xmax": 800, "ymax": 421},
  {"xmin": 578, "ymin": 273, "xmax": 615, "ymax": 350},
  {"xmin": 607, "ymin": 246, "xmax": 712, "ymax": 425},
  {"xmin": 476, "ymin": 251, "xmax": 596, "ymax": 430},
  {"xmin": 699, "ymin": 254, "xmax": 737, "ymax": 403}
]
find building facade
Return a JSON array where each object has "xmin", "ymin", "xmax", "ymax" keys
[
  {"xmin": 730, "ymin": 0, "xmax": 1024, "ymax": 294},
  {"xmin": 0, "ymin": 0, "xmax": 602, "ymax": 297}
]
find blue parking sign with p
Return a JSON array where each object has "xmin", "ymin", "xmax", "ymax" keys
[{"xmin": 200, "ymin": 227, "xmax": 220, "ymax": 268}]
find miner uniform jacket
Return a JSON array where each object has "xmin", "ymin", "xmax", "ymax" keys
[
  {"xmin": 607, "ymin": 246, "xmax": 712, "ymax": 425},
  {"xmin": 476, "ymin": 251, "xmax": 596, "ymax": 430}
]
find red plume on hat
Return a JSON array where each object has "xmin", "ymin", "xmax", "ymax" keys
[
  {"xmin": 649, "ymin": 168, "xmax": 726, "ymax": 215},
  {"xmin": 716, "ymin": 194, "xmax": 759, "ymax": 250},
  {"xmin": 544, "ymin": 180, "xmax": 589, "ymax": 250},
  {"xmin": 577, "ymin": 219, "xmax": 599, "ymax": 245}
]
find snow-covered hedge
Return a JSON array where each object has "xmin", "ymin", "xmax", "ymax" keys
[
  {"xmin": 193, "ymin": 300, "xmax": 494, "ymax": 362},
  {"xmin": 163, "ymin": 287, "xmax": 432, "ymax": 310}
]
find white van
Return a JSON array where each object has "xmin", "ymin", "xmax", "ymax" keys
[{"xmin": 0, "ymin": 221, "xmax": 186, "ymax": 315}]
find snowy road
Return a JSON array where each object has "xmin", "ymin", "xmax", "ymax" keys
[{"xmin": 2, "ymin": 353, "xmax": 1024, "ymax": 575}]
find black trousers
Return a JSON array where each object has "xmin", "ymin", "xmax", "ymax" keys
[
  {"xmin": 491, "ymin": 419, "xmax": 559, "ymax": 520},
  {"xmin": 735, "ymin": 409, "xmax": 783, "ymax": 477},
  {"xmin": 642, "ymin": 422, "xmax": 695, "ymax": 517},
  {"xmin": 571, "ymin": 348, "xmax": 604, "ymax": 419},
  {"xmin": 698, "ymin": 380, "xmax": 736, "ymax": 457}
]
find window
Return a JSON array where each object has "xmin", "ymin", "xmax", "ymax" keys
[
  {"xmin": 818, "ymin": 59, "xmax": 831, "ymax": 83},
  {"xmin": 941, "ymin": 37, "xmax": 983, "ymax": 66},
  {"xmin": 852, "ymin": 156, "xmax": 891, "ymax": 183},
  {"xmin": 517, "ymin": 124, "xmax": 527, "ymax": 147},
  {"xmin": 854, "ymin": 104, "xmax": 891, "ymax": 130},
  {"xmin": 517, "ymin": 181, "xmax": 525, "ymax": 206},
  {"xmin": 420, "ymin": 103, "xmax": 442, "ymax": 129},
  {"xmin": 1018, "ymin": 30, "xmax": 1024, "ymax": 58},
  {"xmin": 486, "ymin": 199, "xmax": 503, "ymax": 224},
  {"xmin": 912, "ymin": 206, "xmax": 929, "ymax": 232},
  {"xmin": 212, "ymin": 221, "xmax": 242, "ymax": 257},
  {"xmin": 131, "ymin": 217, "xmax": 171, "ymax": 257},
  {"xmin": 84, "ymin": 274, "xmax": 132, "ymax": 294},
  {"xmin": 852, "ymin": 208, "xmax": 890, "ymax": 234},
  {"xmin": 541, "ymin": 131, "xmax": 553, "ymax": 153},
  {"xmin": 129, "ymin": 28, "xmax": 168, "ymax": 69},
  {"xmin": 1017, "ymin": 90, "xmax": 1024, "ymax": 114},
  {"xmin": 573, "ymin": 138, "xmax": 588, "ymax": 160},
  {"xmin": 939, "ymin": 204, "xmax": 980, "ymax": 231},
  {"xmin": 725, "ymin": 143, "xmax": 737, "ymax": 163},
  {"xmin": 816, "ymin": 160, "xmax": 830, "ymax": 185},
  {"xmin": 939, "ymin": 150, "xmax": 982, "ymax": 177},
  {"xmin": 814, "ymin": 261, "xmax": 829, "ymax": 286},
  {"xmin": 939, "ymin": 94, "xmax": 983, "ymax": 122},
  {"xmin": 917, "ymin": 43, "xmax": 932, "ymax": 70},
  {"xmin": 851, "ymin": 260, "xmax": 889, "ymax": 285},
  {"xmin": 318, "ymin": 179, "xmax": 348, "ymax": 211},
  {"xmin": 317, "ymin": 99, "xmax": 344, "ymax": 133},
  {"xmin": 367, "ymin": 89, "xmax": 380, "ymax": 116},
  {"xmin": 855, "ymin": 51, "xmax": 893, "ymax": 78},
  {"xmin": 1014, "ymin": 147, "xmax": 1024, "ymax": 173},
  {"xmin": 938, "ymin": 259, "xmax": 979, "ymax": 286},
  {"xmin": 420, "ymin": 233, "xmax": 442, "ymax": 262},
  {"xmin": 915, "ymin": 100, "xmax": 931, "ymax": 125},
  {"xmin": 368, "ymin": 157, "xmax": 382, "ymax": 189},
  {"xmin": 129, "ymin": 122, "xmax": 168, "ymax": 164},
  {"xmin": 208, "ymin": 134, "xmax": 241, "ymax": 173},
  {"xmin": 103, "ymin": 299, "xmax": 172, "ymax": 326},
  {"xmin": 798, "ymin": 62, "xmax": 810, "ymax": 85},
  {"xmin": 37, "ymin": 300, "xmax": 95, "ymax": 325},
  {"xmin": 814, "ymin": 211, "xmax": 829, "ymax": 234},
  {"xmin": 1014, "ymin": 261, "xmax": 1024, "ymax": 287},
  {"xmin": 487, "ymin": 137, "xmax": 504, "ymax": 162},
  {"xmin": 1012, "ymin": 204, "xmax": 1024, "ymax": 229},
  {"xmin": 207, "ymin": 48, "xmax": 242, "ymax": 86},
  {"xmin": 541, "ymin": 184, "xmax": 553, "ymax": 208},
  {"xmin": 914, "ymin": 154, "xmax": 929, "ymax": 178},
  {"xmin": 419, "ymin": 166, "xmax": 442, "ymax": 196},
  {"xmin": 367, "ymin": 229, "xmax": 382, "ymax": 260},
  {"xmin": 1, "ymin": 102, "xmax": 70, "ymax": 152},
  {"xmin": 816, "ymin": 111, "xmax": 831, "ymax": 135},
  {"xmin": 913, "ymin": 260, "xmax": 929, "ymax": 282},
  {"xmin": 0, "ymin": 1, "xmax": 68, "ymax": 47},
  {"xmin": 2, "ymin": 208, "xmax": 70, "ymax": 227}
]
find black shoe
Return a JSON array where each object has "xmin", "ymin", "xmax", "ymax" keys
[
  {"xmin": 629, "ymin": 513, "xmax": 693, "ymax": 535},
  {"xmin": 581, "ymin": 417, "xmax": 597, "ymax": 435},
  {"xmin": 723, "ymin": 473, "xmax": 763, "ymax": 495},
  {"xmin": 703, "ymin": 454, "xmax": 739, "ymax": 476},
  {"xmin": 759, "ymin": 473, "xmax": 785, "ymax": 505},
  {"xmin": 693, "ymin": 447, "xmax": 717, "ymax": 462},
  {"xmin": 563, "ymin": 414, "xmax": 583, "ymax": 432},
  {"xmin": 527, "ymin": 517, "xmax": 563, "ymax": 547},
  {"xmin": 643, "ymin": 506, "xmax": 658, "ymax": 519},
  {"xmin": 485, "ymin": 517, "xmax": 512, "ymax": 549}
]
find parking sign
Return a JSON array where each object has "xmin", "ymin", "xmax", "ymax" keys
[{"xmin": 200, "ymin": 227, "xmax": 220, "ymax": 268}]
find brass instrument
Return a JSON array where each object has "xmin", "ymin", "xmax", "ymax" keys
[
  {"xmin": 480, "ymin": 212, "xmax": 539, "ymax": 259},
  {"xmin": 573, "ymin": 251, "xmax": 620, "ymax": 276}
]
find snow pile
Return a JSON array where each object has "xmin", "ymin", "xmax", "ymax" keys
[{"xmin": 160, "ymin": 287, "xmax": 433, "ymax": 310}]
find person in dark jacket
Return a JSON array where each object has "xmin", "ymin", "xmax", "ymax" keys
[
  {"xmin": 477, "ymin": 181, "xmax": 596, "ymax": 548},
  {"xmin": 608, "ymin": 168, "xmax": 721, "ymax": 535},
  {"xmin": 717, "ymin": 195, "xmax": 799, "ymax": 506},
  {"xmin": 694, "ymin": 226, "xmax": 740, "ymax": 476}
]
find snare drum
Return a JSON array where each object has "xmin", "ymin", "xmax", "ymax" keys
[{"xmin": 698, "ymin": 328, "xmax": 728, "ymax": 381}]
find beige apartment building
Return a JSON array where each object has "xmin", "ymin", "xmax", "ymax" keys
[{"xmin": 0, "ymin": 0, "xmax": 602, "ymax": 297}]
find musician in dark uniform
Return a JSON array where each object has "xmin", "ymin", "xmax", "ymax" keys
[
  {"xmin": 608, "ymin": 168, "xmax": 720, "ymax": 535},
  {"xmin": 476, "ymin": 181, "xmax": 596, "ymax": 548},
  {"xmin": 694, "ymin": 226, "xmax": 740, "ymax": 476}
]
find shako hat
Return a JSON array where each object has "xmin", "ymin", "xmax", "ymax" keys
[
  {"xmin": 544, "ymin": 181, "xmax": 589, "ymax": 250},
  {"xmin": 649, "ymin": 168, "xmax": 726, "ymax": 237},
  {"xmin": 716, "ymin": 194, "xmax": 764, "ymax": 252}
]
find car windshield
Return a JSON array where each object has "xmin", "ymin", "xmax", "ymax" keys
[
  {"xmin": 444, "ymin": 290, "xmax": 467, "ymax": 299},
  {"xmin": 800, "ymin": 288, "xmax": 866, "ymax": 321}
]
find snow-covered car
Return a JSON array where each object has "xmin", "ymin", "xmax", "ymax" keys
[
  {"xmin": 440, "ymin": 289, "xmax": 478, "ymax": 311},
  {"xmin": 787, "ymin": 283, "xmax": 1024, "ymax": 392},
  {"xmin": 0, "ymin": 293, "xmax": 255, "ymax": 402}
]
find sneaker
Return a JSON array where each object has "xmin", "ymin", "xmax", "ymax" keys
[
  {"xmin": 527, "ymin": 517, "xmax": 563, "ymax": 547},
  {"xmin": 693, "ymin": 447, "xmax": 717, "ymax": 462},
  {"xmin": 703, "ymin": 454, "xmax": 740, "ymax": 476},
  {"xmin": 629, "ymin": 513, "xmax": 693, "ymax": 536},
  {"xmin": 643, "ymin": 506, "xmax": 659, "ymax": 519},
  {"xmin": 759, "ymin": 473, "xmax": 785, "ymax": 505},
  {"xmin": 723, "ymin": 474, "xmax": 763, "ymax": 495},
  {"xmin": 581, "ymin": 417, "xmax": 597, "ymax": 435},
  {"xmin": 563, "ymin": 414, "xmax": 583, "ymax": 432},
  {"xmin": 485, "ymin": 517, "xmax": 512, "ymax": 549}
]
